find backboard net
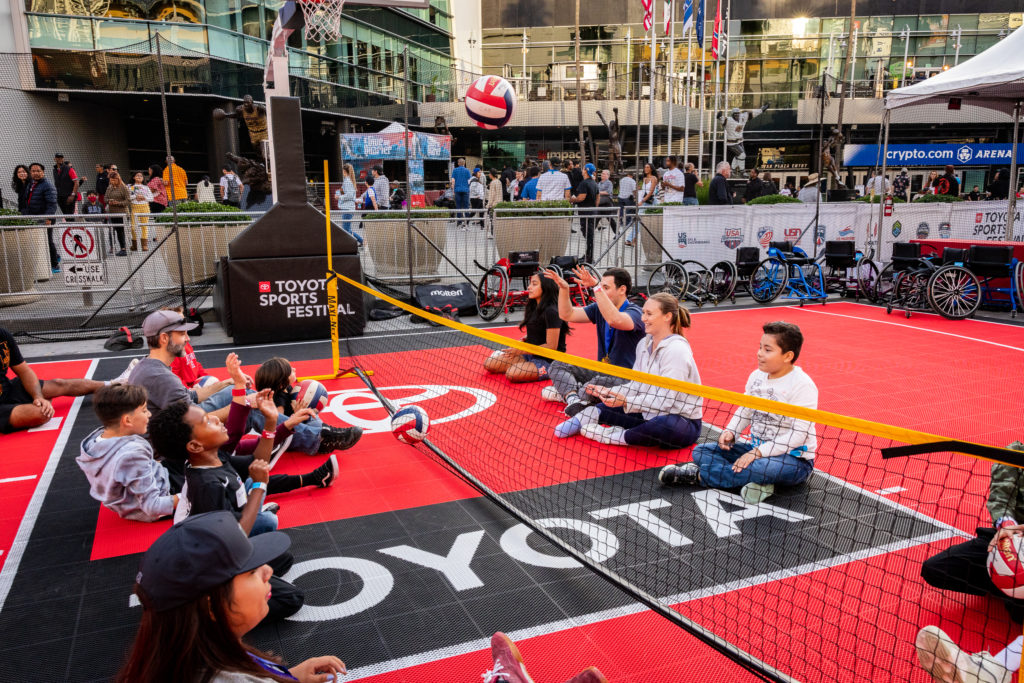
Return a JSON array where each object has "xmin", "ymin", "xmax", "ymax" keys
[{"xmin": 298, "ymin": 0, "xmax": 345, "ymax": 43}]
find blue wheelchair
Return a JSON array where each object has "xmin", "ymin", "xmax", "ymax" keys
[{"xmin": 749, "ymin": 241, "xmax": 827, "ymax": 305}]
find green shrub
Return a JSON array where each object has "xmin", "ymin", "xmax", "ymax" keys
[
  {"xmin": 855, "ymin": 195, "xmax": 907, "ymax": 203},
  {"xmin": 641, "ymin": 202, "xmax": 683, "ymax": 216},
  {"xmin": 747, "ymin": 194, "xmax": 803, "ymax": 205},
  {"xmin": 494, "ymin": 200, "xmax": 572, "ymax": 217},
  {"xmin": 153, "ymin": 201, "xmax": 249, "ymax": 223},
  {"xmin": 363, "ymin": 209, "xmax": 451, "ymax": 220},
  {"xmin": 913, "ymin": 193, "xmax": 964, "ymax": 203},
  {"xmin": 0, "ymin": 208, "xmax": 33, "ymax": 226},
  {"xmin": 694, "ymin": 178, "xmax": 711, "ymax": 205}
]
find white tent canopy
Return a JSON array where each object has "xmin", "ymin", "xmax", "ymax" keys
[{"xmin": 886, "ymin": 25, "xmax": 1024, "ymax": 113}]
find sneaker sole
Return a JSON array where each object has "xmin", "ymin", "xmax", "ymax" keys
[{"xmin": 267, "ymin": 434, "xmax": 293, "ymax": 470}]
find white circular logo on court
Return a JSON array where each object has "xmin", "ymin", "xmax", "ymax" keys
[{"xmin": 322, "ymin": 384, "xmax": 496, "ymax": 433}]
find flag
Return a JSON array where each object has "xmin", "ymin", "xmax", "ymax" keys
[
  {"xmin": 695, "ymin": 0, "xmax": 705, "ymax": 47},
  {"xmin": 664, "ymin": 0, "xmax": 672, "ymax": 34},
  {"xmin": 682, "ymin": 0, "xmax": 693, "ymax": 36},
  {"xmin": 710, "ymin": 0, "xmax": 722, "ymax": 59},
  {"xmin": 641, "ymin": 0, "xmax": 653, "ymax": 32}
]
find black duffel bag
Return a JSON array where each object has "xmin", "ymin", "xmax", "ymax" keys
[{"xmin": 413, "ymin": 282, "xmax": 478, "ymax": 316}]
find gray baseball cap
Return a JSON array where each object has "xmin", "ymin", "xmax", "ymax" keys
[
  {"xmin": 135, "ymin": 511, "xmax": 290, "ymax": 612},
  {"xmin": 141, "ymin": 309, "xmax": 198, "ymax": 337}
]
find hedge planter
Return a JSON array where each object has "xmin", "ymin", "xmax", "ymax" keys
[
  {"xmin": 0, "ymin": 228, "xmax": 43, "ymax": 306},
  {"xmin": 163, "ymin": 223, "xmax": 247, "ymax": 284},
  {"xmin": 493, "ymin": 215, "xmax": 571, "ymax": 265},
  {"xmin": 638, "ymin": 213, "xmax": 666, "ymax": 265},
  {"xmin": 363, "ymin": 216, "xmax": 449, "ymax": 278}
]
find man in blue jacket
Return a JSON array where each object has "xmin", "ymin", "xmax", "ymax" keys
[
  {"xmin": 450, "ymin": 157, "xmax": 471, "ymax": 228},
  {"xmin": 708, "ymin": 161, "xmax": 733, "ymax": 205},
  {"xmin": 21, "ymin": 163, "xmax": 60, "ymax": 273}
]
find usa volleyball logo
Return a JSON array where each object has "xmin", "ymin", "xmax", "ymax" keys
[
  {"xmin": 722, "ymin": 228, "xmax": 742, "ymax": 249},
  {"xmin": 757, "ymin": 226, "xmax": 774, "ymax": 249},
  {"xmin": 677, "ymin": 232, "xmax": 688, "ymax": 248},
  {"xmin": 465, "ymin": 76, "xmax": 517, "ymax": 130}
]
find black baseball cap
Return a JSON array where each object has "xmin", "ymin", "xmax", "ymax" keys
[
  {"xmin": 135, "ymin": 511, "xmax": 290, "ymax": 612},
  {"xmin": 54, "ymin": 153, "xmax": 64, "ymax": 158}
]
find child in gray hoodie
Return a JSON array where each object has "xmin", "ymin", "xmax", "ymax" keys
[{"xmin": 77, "ymin": 384, "xmax": 176, "ymax": 522}]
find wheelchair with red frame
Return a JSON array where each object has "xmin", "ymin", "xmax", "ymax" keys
[{"xmin": 475, "ymin": 251, "xmax": 598, "ymax": 322}]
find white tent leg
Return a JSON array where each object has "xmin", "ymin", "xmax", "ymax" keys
[{"xmin": 1006, "ymin": 101, "xmax": 1020, "ymax": 242}]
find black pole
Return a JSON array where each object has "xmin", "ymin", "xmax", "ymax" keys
[
  {"xmin": 403, "ymin": 46, "xmax": 414, "ymax": 300},
  {"xmin": 155, "ymin": 37, "xmax": 189, "ymax": 313}
]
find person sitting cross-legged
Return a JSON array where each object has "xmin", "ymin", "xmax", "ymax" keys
[
  {"xmin": 0, "ymin": 325, "xmax": 104, "ymax": 435},
  {"xmin": 484, "ymin": 272, "xmax": 569, "ymax": 384},
  {"xmin": 553, "ymin": 293, "xmax": 703, "ymax": 449},
  {"xmin": 541, "ymin": 266, "xmax": 645, "ymax": 418},
  {"xmin": 660, "ymin": 321, "xmax": 817, "ymax": 504}
]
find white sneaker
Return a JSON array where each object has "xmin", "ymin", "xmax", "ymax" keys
[
  {"xmin": 541, "ymin": 385, "xmax": 565, "ymax": 403},
  {"xmin": 111, "ymin": 357, "xmax": 140, "ymax": 384},
  {"xmin": 740, "ymin": 482, "xmax": 775, "ymax": 504},
  {"xmin": 915, "ymin": 625, "xmax": 1014, "ymax": 683}
]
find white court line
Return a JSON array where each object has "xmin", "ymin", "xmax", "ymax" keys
[
  {"xmin": 0, "ymin": 476, "xmax": 38, "ymax": 485},
  {"xmin": 876, "ymin": 486, "xmax": 907, "ymax": 495},
  {"xmin": 791, "ymin": 306, "xmax": 1024, "ymax": 353},
  {"xmin": 0, "ymin": 358, "xmax": 98, "ymax": 615},
  {"xmin": 839, "ymin": 299, "xmax": 1024, "ymax": 330},
  {"xmin": 27, "ymin": 417, "xmax": 63, "ymax": 432}
]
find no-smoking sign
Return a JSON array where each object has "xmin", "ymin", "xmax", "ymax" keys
[{"xmin": 61, "ymin": 227, "xmax": 98, "ymax": 260}]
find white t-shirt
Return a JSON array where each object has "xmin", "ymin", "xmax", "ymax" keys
[
  {"xmin": 662, "ymin": 167, "xmax": 686, "ymax": 203},
  {"xmin": 219, "ymin": 173, "xmax": 240, "ymax": 196},
  {"xmin": 725, "ymin": 366, "xmax": 818, "ymax": 460},
  {"xmin": 536, "ymin": 170, "xmax": 571, "ymax": 201},
  {"xmin": 868, "ymin": 175, "xmax": 890, "ymax": 195},
  {"xmin": 780, "ymin": 187, "xmax": 792, "ymax": 196}
]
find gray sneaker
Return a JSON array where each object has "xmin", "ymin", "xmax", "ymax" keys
[
  {"xmin": 741, "ymin": 482, "xmax": 775, "ymax": 504},
  {"xmin": 915, "ymin": 625, "xmax": 1014, "ymax": 683}
]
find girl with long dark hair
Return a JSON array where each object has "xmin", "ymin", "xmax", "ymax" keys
[
  {"xmin": 554, "ymin": 292, "xmax": 703, "ymax": 449},
  {"xmin": 117, "ymin": 511, "xmax": 345, "ymax": 683},
  {"xmin": 484, "ymin": 271, "xmax": 569, "ymax": 383},
  {"xmin": 11, "ymin": 164, "xmax": 29, "ymax": 212}
]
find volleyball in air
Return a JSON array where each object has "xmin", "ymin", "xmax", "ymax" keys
[
  {"xmin": 988, "ymin": 532, "xmax": 1024, "ymax": 599},
  {"xmin": 390, "ymin": 405, "xmax": 430, "ymax": 445},
  {"xmin": 465, "ymin": 75, "xmax": 516, "ymax": 130}
]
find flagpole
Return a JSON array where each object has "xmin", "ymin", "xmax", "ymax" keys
[
  {"xmin": 721, "ymin": 0, "xmax": 731, "ymax": 166},
  {"xmin": 709, "ymin": 42, "xmax": 719, "ymax": 175},
  {"xmin": 647, "ymin": 0, "xmax": 656, "ymax": 165},
  {"xmin": 666, "ymin": 0, "xmax": 676, "ymax": 158},
  {"xmin": 696, "ymin": 0, "xmax": 707, "ymax": 177},
  {"xmin": 683, "ymin": 21, "xmax": 692, "ymax": 164}
]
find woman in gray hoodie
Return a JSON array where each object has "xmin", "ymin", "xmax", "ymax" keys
[{"xmin": 554, "ymin": 292, "xmax": 703, "ymax": 448}]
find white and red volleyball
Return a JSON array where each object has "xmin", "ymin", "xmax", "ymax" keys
[
  {"xmin": 292, "ymin": 379, "xmax": 329, "ymax": 412},
  {"xmin": 465, "ymin": 75, "xmax": 516, "ymax": 130},
  {"xmin": 390, "ymin": 405, "xmax": 430, "ymax": 445},
  {"xmin": 988, "ymin": 533, "xmax": 1024, "ymax": 599}
]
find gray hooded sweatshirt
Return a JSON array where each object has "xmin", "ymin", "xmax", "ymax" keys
[{"xmin": 77, "ymin": 427, "xmax": 174, "ymax": 522}]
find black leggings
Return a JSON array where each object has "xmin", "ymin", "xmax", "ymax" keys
[{"xmin": 227, "ymin": 455, "xmax": 304, "ymax": 493}]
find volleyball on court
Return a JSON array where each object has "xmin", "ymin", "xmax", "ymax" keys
[
  {"xmin": 988, "ymin": 532, "xmax": 1024, "ymax": 599},
  {"xmin": 465, "ymin": 75, "xmax": 516, "ymax": 130},
  {"xmin": 391, "ymin": 405, "xmax": 430, "ymax": 444}
]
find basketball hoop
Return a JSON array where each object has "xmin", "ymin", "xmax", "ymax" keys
[{"xmin": 298, "ymin": 0, "xmax": 344, "ymax": 43}]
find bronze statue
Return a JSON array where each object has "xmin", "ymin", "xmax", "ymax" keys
[
  {"xmin": 213, "ymin": 95, "xmax": 268, "ymax": 146},
  {"xmin": 821, "ymin": 126, "xmax": 844, "ymax": 187},
  {"xmin": 225, "ymin": 152, "xmax": 272, "ymax": 208},
  {"xmin": 596, "ymin": 107, "xmax": 623, "ymax": 174}
]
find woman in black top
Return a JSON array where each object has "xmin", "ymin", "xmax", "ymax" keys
[
  {"xmin": 11, "ymin": 165, "xmax": 29, "ymax": 212},
  {"xmin": 484, "ymin": 272, "xmax": 568, "ymax": 383},
  {"xmin": 682, "ymin": 162, "xmax": 702, "ymax": 206}
]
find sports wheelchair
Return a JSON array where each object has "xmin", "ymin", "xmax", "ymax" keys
[
  {"xmin": 883, "ymin": 242, "xmax": 982, "ymax": 320},
  {"xmin": 475, "ymin": 251, "xmax": 597, "ymax": 322},
  {"xmin": 816, "ymin": 241, "xmax": 878, "ymax": 300},
  {"xmin": 748, "ymin": 241, "xmax": 827, "ymax": 305}
]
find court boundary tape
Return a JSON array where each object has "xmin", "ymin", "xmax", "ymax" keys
[
  {"xmin": 336, "ymin": 273, "xmax": 1023, "ymax": 466},
  {"xmin": 0, "ymin": 358, "xmax": 98, "ymax": 615}
]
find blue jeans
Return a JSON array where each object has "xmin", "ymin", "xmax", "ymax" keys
[
  {"xmin": 454, "ymin": 190, "xmax": 470, "ymax": 225},
  {"xmin": 341, "ymin": 212, "xmax": 362, "ymax": 245},
  {"xmin": 246, "ymin": 412, "xmax": 323, "ymax": 455},
  {"xmin": 683, "ymin": 197, "xmax": 699, "ymax": 206},
  {"xmin": 595, "ymin": 404, "xmax": 701, "ymax": 449},
  {"xmin": 692, "ymin": 441, "xmax": 813, "ymax": 489}
]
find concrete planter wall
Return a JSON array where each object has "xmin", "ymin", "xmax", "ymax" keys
[
  {"xmin": 493, "ymin": 215, "xmax": 571, "ymax": 266},
  {"xmin": 162, "ymin": 223, "xmax": 246, "ymax": 284},
  {"xmin": 363, "ymin": 218, "xmax": 448, "ymax": 277},
  {"xmin": 638, "ymin": 213, "xmax": 665, "ymax": 264},
  {"xmin": 0, "ymin": 229, "xmax": 43, "ymax": 305}
]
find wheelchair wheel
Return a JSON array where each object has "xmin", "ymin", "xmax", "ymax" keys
[
  {"xmin": 677, "ymin": 260, "xmax": 713, "ymax": 306},
  {"xmin": 927, "ymin": 264, "xmax": 981, "ymax": 320},
  {"xmin": 647, "ymin": 261, "xmax": 689, "ymax": 300},
  {"xmin": 544, "ymin": 264, "xmax": 564, "ymax": 279},
  {"xmin": 749, "ymin": 259, "xmax": 788, "ymax": 304},
  {"xmin": 476, "ymin": 266, "xmax": 509, "ymax": 322},
  {"xmin": 709, "ymin": 260, "xmax": 738, "ymax": 303},
  {"xmin": 874, "ymin": 263, "xmax": 897, "ymax": 304},
  {"xmin": 1014, "ymin": 261, "xmax": 1024, "ymax": 316},
  {"xmin": 578, "ymin": 262, "xmax": 602, "ymax": 304},
  {"xmin": 855, "ymin": 258, "xmax": 881, "ymax": 302}
]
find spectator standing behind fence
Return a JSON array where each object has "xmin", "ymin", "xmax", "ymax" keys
[
  {"xmin": 52, "ymin": 153, "xmax": 80, "ymax": 216},
  {"xmin": 709, "ymin": 161, "xmax": 733, "ymax": 206},
  {"xmin": 761, "ymin": 172, "xmax": 778, "ymax": 197},
  {"xmin": 867, "ymin": 171, "xmax": 891, "ymax": 198},
  {"xmin": 626, "ymin": 163, "xmax": 659, "ymax": 247},
  {"xmin": 11, "ymin": 165, "xmax": 28, "ymax": 213},
  {"xmin": 469, "ymin": 168, "xmax": 486, "ymax": 230},
  {"xmin": 371, "ymin": 166, "xmax": 390, "ymax": 210},
  {"xmin": 536, "ymin": 158, "xmax": 572, "ymax": 201},
  {"xmin": 570, "ymin": 163, "xmax": 600, "ymax": 263},
  {"xmin": 509, "ymin": 169, "xmax": 522, "ymax": 201},
  {"xmin": 129, "ymin": 171, "xmax": 154, "ymax": 251},
  {"xmin": 501, "ymin": 163, "xmax": 515, "ymax": 201},
  {"xmin": 486, "ymin": 168, "xmax": 503, "ymax": 236},
  {"xmin": 451, "ymin": 157, "xmax": 471, "ymax": 227},
  {"xmin": 162, "ymin": 156, "xmax": 188, "ymax": 206},
  {"xmin": 94, "ymin": 163, "xmax": 109, "ymax": 208},
  {"xmin": 194, "ymin": 175, "xmax": 216, "ymax": 203},
  {"xmin": 597, "ymin": 169, "xmax": 617, "ymax": 233},
  {"xmin": 521, "ymin": 166, "xmax": 540, "ymax": 201},
  {"xmin": 682, "ymin": 163, "xmax": 701, "ymax": 206},
  {"xmin": 220, "ymin": 165, "xmax": 242, "ymax": 207},
  {"xmin": 936, "ymin": 164, "xmax": 960, "ymax": 197},
  {"xmin": 147, "ymin": 164, "xmax": 168, "ymax": 214},
  {"xmin": 797, "ymin": 174, "xmax": 821, "ymax": 204},
  {"xmin": 335, "ymin": 163, "xmax": 362, "ymax": 247},
  {"xmin": 892, "ymin": 168, "xmax": 910, "ymax": 201},
  {"xmin": 662, "ymin": 156, "xmax": 686, "ymax": 205},
  {"xmin": 104, "ymin": 171, "xmax": 129, "ymax": 256},
  {"xmin": 743, "ymin": 169, "xmax": 763, "ymax": 204},
  {"xmin": 780, "ymin": 182, "xmax": 795, "ymax": 197},
  {"xmin": 617, "ymin": 171, "xmax": 637, "ymax": 233},
  {"xmin": 21, "ymin": 163, "xmax": 60, "ymax": 273}
]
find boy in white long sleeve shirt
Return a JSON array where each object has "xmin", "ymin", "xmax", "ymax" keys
[{"xmin": 659, "ymin": 321, "xmax": 817, "ymax": 503}]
